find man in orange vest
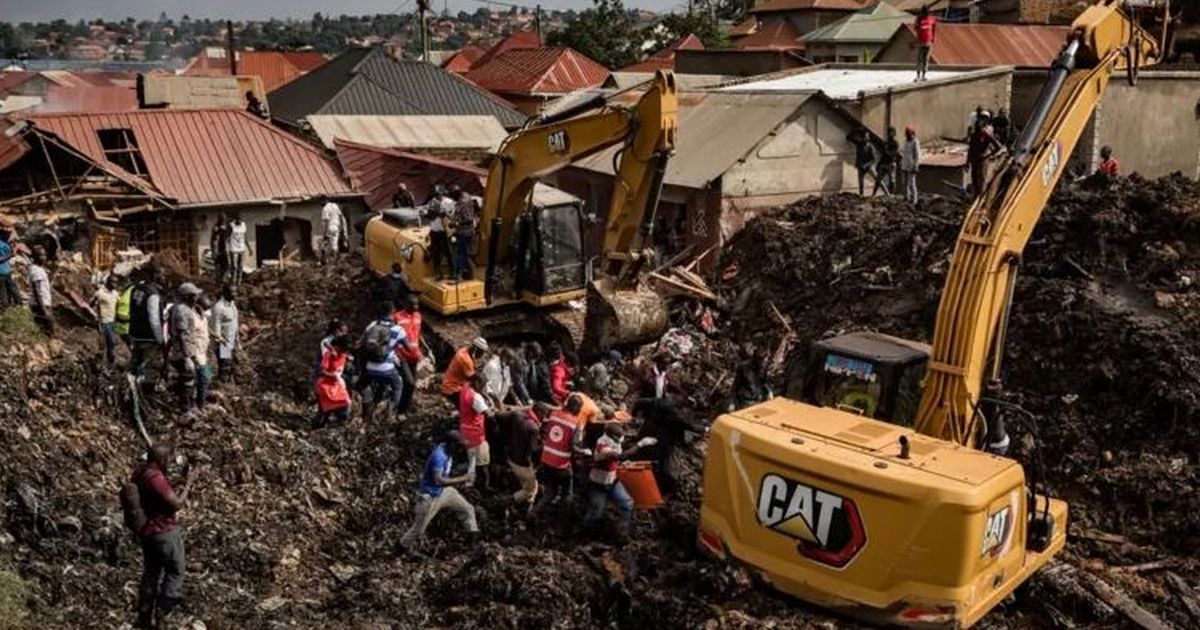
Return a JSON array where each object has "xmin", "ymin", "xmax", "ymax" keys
[
  {"xmin": 392, "ymin": 295, "xmax": 423, "ymax": 411},
  {"xmin": 532, "ymin": 395, "xmax": 583, "ymax": 514},
  {"xmin": 442, "ymin": 337, "xmax": 488, "ymax": 404}
]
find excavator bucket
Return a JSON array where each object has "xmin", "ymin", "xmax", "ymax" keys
[{"xmin": 583, "ymin": 277, "xmax": 668, "ymax": 356}]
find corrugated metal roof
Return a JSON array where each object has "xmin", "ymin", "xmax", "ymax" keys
[
  {"xmin": 443, "ymin": 46, "xmax": 486, "ymax": 73},
  {"xmin": 573, "ymin": 91, "xmax": 812, "ymax": 188},
  {"xmin": 474, "ymin": 31, "xmax": 544, "ymax": 69},
  {"xmin": 25, "ymin": 109, "xmax": 353, "ymax": 206},
  {"xmin": 621, "ymin": 34, "xmax": 705, "ymax": 72},
  {"xmin": 801, "ymin": 2, "xmax": 910, "ymax": 43},
  {"xmin": 268, "ymin": 47, "xmax": 525, "ymax": 129},
  {"xmin": 465, "ymin": 47, "xmax": 611, "ymax": 96},
  {"xmin": 184, "ymin": 49, "xmax": 324, "ymax": 92},
  {"xmin": 606, "ymin": 72, "xmax": 734, "ymax": 90},
  {"xmin": 0, "ymin": 71, "xmax": 39, "ymax": 93},
  {"xmin": 306, "ymin": 115, "xmax": 507, "ymax": 151},
  {"xmin": 750, "ymin": 0, "xmax": 867, "ymax": 14},
  {"xmin": 735, "ymin": 19, "xmax": 803, "ymax": 51},
  {"xmin": 721, "ymin": 66, "xmax": 978, "ymax": 98},
  {"xmin": 36, "ymin": 85, "xmax": 139, "ymax": 114},
  {"xmin": 0, "ymin": 118, "xmax": 30, "ymax": 171},
  {"xmin": 281, "ymin": 51, "xmax": 328, "ymax": 72},
  {"xmin": 886, "ymin": 23, "xmax": 1069, "ymax": 68}
]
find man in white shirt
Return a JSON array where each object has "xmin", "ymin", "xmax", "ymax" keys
[
  {"xmin": 93, "ymin": 274, "xmax": 121, "ymax": 365},
  {"xmin": 319, "ymin": 197, "xmax": 347, "ymax": 265},
  {"xmin": 27, "ymin": 247, "xmax": 54, "ymax": 334},
  {"xmin": 227, "ymin": 214, "xmax": 248, "ymax": 286}
]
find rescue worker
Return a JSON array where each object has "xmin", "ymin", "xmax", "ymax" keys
[
  {"xmin": 914, "ymin": 6, "xmax": 936, "ymax": 82},
  {"xmin": 968, "ymin": 116, "xmax": 1003, "ymax": 198},
  {"xmin": 584, "ymin": 422, "xmax": 656, "ymax": 533},
  {"xmin": 422, "ymin": 187, "xmax": 453, "ymax": 280},
  {"xmin": 383, "ymin": 262, "xmax": 411, "ymax": 305},
  {"xmin": 400, "ymin": 429, "xmax": 479, "ymax": 546},
  {"xmin": 451, "ymin": 189, "xmax": 477, "ymax": 281},
  {"xmin": 115, "ymin": 281, "xmax": 133, "ymax": 343},
  {"xmin": 507, "ymin": 402, "xmax": 548, "ymax": 507},
  {"xmin": 167, "ymin": 283, "xmax": 202, "ymax": 409},
  {"xmin": 392, "ymin": 182, "xmax": 416, "ymax": 208},
  {"xmin": 131, "ymin": 443, "xmax": 188, "ymax": 629},
  {"xmin": 525, "ymin": 341, "xmax": 553, "ymax": 404},
  {"xmin": 441, "ymin": 337, "xmax": 487, "ymax": 405},
  {"xmin": 458, "ymin": 373, "xmax": 493, "ymax": 488},
  {"xmin": 634, "ymin": 396, "xmax": 707, "ymax": 494},
  {"xmin": 360, "ymin": 300, "xmax": 411, "ymax": 419},
  {"xmin": 547, "ymin": 343, "xmax": 572, "ymax": 404},
  {"xmin": 391, "ymin": 294, "xmax": 423, "ymax": 411},
  {"xmin": 314, "ymin": 329, "xmax": 353, "ymax": 427},
  {"xmin": 533, "ymin": 395, "xmax": 584, "ymax": 514},
  {"xmin": 1097, "ymin": 145, "xmax": 1120, "ymax": 176},
  {"xmin": 128, "ymin": 269, "xmax": 168, "ymax": 392}
]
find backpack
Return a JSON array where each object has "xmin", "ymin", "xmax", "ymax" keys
[
  {"xmin": 363, "ymin": 322, "xmax": 392, "ymax": 363},
  {"xmin": 119, "ymin": 468, "xmax": 151, "ymax": 537}
]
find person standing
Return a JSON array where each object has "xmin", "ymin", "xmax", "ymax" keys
[
  {"xmin": 533, "ymin": 396, "xmax": 584, "ymax": 513},
  {"xmin": 130, "ymin": 443, "xmax": 188, "ymax": 629},
  {"xmin": 209, "ymin": 285, "xmax": 239, "ymax": 384},
  {"xmin": 391, "ymin": 295, "xmax": 423, "ymax": 410},
  {"xmin": 94, "ymin": 274, "xmax": 121, "ymax": 366},
  {"xmin": 1097, "ymin": 145, "xmax": 1120, "ymax": 176},
  {"xmin": 900, "ymin": 125, "xmax": 922, "ymax": 204},
  {"xmin": 167, "ymin": 283, "xmax": 202, "ymax": 409},
  {"xmin": 360, "ymin": 301, "xmax": 411, "ymax": 419},
  {"xmin": 383, "ymin": 262, "xmax": 411, "ymax": 305},
  {"xmin": 227, "ymin": 214, "xmax": 248, "ymax": 286},
  {"xmin": 525, "ymin": 341, "xmax": 553, "ymax": 404},
  {"xmin": 393, "ymin": 183, "xmax": 416, "ymax": 208},
  {"xmin": 547, "ymin": 343, "xmax": 572, "ymax": 404},
  {"xmin": 128, "ymin": 270, "xmax": 167, "ymax": 389},
  {"xmin": 320, "ymin": 197, "xmax": 347, "ymax": 266},
  {"xmin": 314, "ymin": 331, "xmax": 353, "ymax": 427},
  {"xmin": 914, "ymin": 6, "xmax": 937, "ymax": 82},
  {"xmin": 441, "ymin": 337, "xmax": 488, "ymax": 405},
  {"xmin": 422, "ymin": 188, "xmax": 453, "ymax": 280},
  {"xmin": 26, "ymin": 247, "xmax": 54, "ymax": 335},
  {"xmin": 190, "ymin": 296, "xmax": 212, "ymax": 408},
  {"xmin": 846, "ymin": 127, "xmax": 877, "ymax": 196},
  {"xmin": 451, "ymin": 190, "xmax": 477, "ymax": 281},
  {"xmin": 873, "ymin": 127, "xmax": 900, "ymax": 197},
  {"xmin": 481, "ymin": 347, "xmax": 514, "ymax": 407},
  {"xmin": 507, "ymin": 403, "xmax": 547, "ymax": 507},
  {"xmin": 0, "ymin": 222, "xmax": 20, "ymax": 308},
  {"xmin": 634, "ymin": 396, "xmax": 706, "ymax": 494},
  {"xmin": 507, "ymin": 345, "xmax": 533, "ymax": 406},
  {"xmin": 400, "ymin": 430, "xmax": 479, "ymax": 546},
  {"xmin": 210, "ymin": 213, "xmax": 230, "ymax": 282},
  {"xmin": 992, "ymin": 108, "xmax": 1011, "ymax": 147},
  {"xmin": 584, "ymin": 423, "xmax": 656, "ymax": 533},
  {"xmin": 967, "ymin": 118, "xmax": 1003, "ymax": 198},
  {"xmin": 458, "ymin": 373, "xmax": 493, "ymax": 488}
]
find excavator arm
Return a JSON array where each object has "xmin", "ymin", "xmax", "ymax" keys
[{"xmin": 914, "ymin": 1, "xmax": 1164, "ymax": 445}]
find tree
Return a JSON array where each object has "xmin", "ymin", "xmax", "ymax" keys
[
  {"xmin": 650, "ymin": 11, "xmax": 726, "ymax": 50},
  {"xmin": 0, "ymin": 23, "xmax": 28, "ymax": 58},
  {"xmin": 548, "ymin": 0, "xmax": 642, "ymax": 69}
]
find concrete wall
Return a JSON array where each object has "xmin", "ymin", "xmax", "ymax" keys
[
  {"xmin": 190, "ymin": 198, "xmax": 368, "ymax": 272},
  {"xmin": 676, "ymin": 49, "xmax": 807, "ymax": 77},
  {"xmin": 847, "ymin": 70, "xmax": 1012, "ymax": 143},
  {"xmin": 1013, "ymin": 70, "xmax": 1200, "ymax": 178}
]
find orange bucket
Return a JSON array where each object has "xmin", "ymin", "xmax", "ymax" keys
[{"xmin": 617, "ymin": 461, "xmax": 663, "ymax": 509}]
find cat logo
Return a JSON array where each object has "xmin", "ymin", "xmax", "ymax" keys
[
  {"xmin": 981, "ymin": 506, "xmax": 1012, "ymax": 558},
  {"xmin": 547, "ymin": 130, "xmax": 570, "ymax": 154},
  {"xmin": 757, "ymin": 474, "xmax": 867, "ymax": 568}
]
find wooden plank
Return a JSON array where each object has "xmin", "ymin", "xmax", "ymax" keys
[
  {"xmin": 1078, "ymin": 570, "xmax": 1173, "ymax": 630},
  {"xmin": 1166, "ymin": 572, "xmax": 1200, "ymax": 623},
  {"xmin": 649, "ymin": 271, "xmax": 717, "ymax": 302}
]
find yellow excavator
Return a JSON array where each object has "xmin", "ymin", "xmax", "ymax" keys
[
  {"xmin": 363, "ymin": 71, "xmax": 678, "ymax": 356},
  {"xmin": 699, "ymin": 2, "xmax": 1167, "ymax": 627}
]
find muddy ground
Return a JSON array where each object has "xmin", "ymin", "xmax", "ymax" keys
[{"xmin": 3, "ymin": 174, "xmax": 1200, "ymax": 629}]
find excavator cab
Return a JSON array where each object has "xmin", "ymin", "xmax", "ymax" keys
[
  {"xmin": 513, "ymin": 198, "xmax": 587, "ymax": 299},
  {"xmin": 789, "ymin": 331, "xmax": 929, "ymax": 426}
]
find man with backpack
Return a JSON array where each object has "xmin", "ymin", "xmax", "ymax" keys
[
  {"xmin": 359, "ymin": 300, "xmax": 412, "ymax": 418},
  {"xmin": 122, "ymin": 443, "xmax": 188, "ymax": 629}
]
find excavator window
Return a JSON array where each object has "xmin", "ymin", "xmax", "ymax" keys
[
  {"xmin": 890, "ymin": 362, "xmax": 924, "ymax": 427},
  {"xmin": 813, "ymin": 353, "xmax": 883, "ymax": 418},
  {"xmin": 525, "ymin": 203, "xmax": 586, "ymax": 295}
]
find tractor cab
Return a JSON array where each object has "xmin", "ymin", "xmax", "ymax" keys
[{"xmin": 787, "ymin": 331, "xmax": 929, "ymax": 426}]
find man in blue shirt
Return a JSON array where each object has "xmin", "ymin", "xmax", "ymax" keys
[
  {"xmin": 400, "ymin": 429, "xmax": 479, "ymax": 545},
  {"xmin": 0, "ymin": 223, "xmax": 19, "ymax": 308},
  {"xmin": 359, "ymin": 301, "xmax": 412, "ymax": 418}
]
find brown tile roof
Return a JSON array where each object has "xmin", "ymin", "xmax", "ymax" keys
[
  {"xmin": 621, "ymin": 34, "xmax": 705, "ymax": 73},
  {"xmin": 466, "ymin": 47, "xmax": 610, "ymax": 96},
  {"xmin": 890, "ymin": 22, "xmax": 1070, "ymax": 68},
  {"xmin": 25, "ymin": 109, "xmax": 353, "ymax": 205}
]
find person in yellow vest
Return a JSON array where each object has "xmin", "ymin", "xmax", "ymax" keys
[{"xmin": 115, "ymin": 284, "xmax": 133, "ymax": 342}]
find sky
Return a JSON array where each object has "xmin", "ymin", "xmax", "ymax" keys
[{"xmin": 2, "ymin": 0, "xmax": 686, "ymax": 23}]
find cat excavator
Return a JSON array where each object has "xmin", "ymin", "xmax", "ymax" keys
[
  {"xmin": 363, "ymin": 71, "xmax": 678, "ymax": 357},
  {"xmin": 699, "ymin": 2, "xmax": 1168, "ymax": 626}
]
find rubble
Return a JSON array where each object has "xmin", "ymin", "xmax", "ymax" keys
[{"xmin": 3, "ymin": 175, "xmax": 1200, "ymax": 628}]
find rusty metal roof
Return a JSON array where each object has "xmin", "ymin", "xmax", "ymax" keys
[
  {"xmin": 334, "ymin": 139, "xmax": 485, "ymax": 210},
  {"xmin": 750, "ymin": 0, "xmax": 867, "ymax": 14},
  {"xmin": 36, "ymin": 85, "xmax": 139, "ymax": 114},
  {"xmin": 621, "ymin": 34, "xmax": 705, "ymax": 73},
  {"xmin": 573, "ymin": 91, "xmax": 814, "ymax": 189},
  {"xmin": 466, "ymin": 47, "xmax": 611, "ymax": 96},
  {"xmin": 442, "ymin": 46, "xmax": 487, "ymax": 73},
  {"xmin": 474, "ymin": 30, "xmax": 544, "ymax": 69},
  {"xmin": 25, "ymin": 109, "xmax": 354, "ymax": 206},
  {"xmin": 184, "ymin": 49, "xmax": 325, "ymax": 92},
  {"xmin": 885, "ymin": 23, "xmax": 1070, "ymax": 68},
  {"xmin": 306, "ymin": 115, "xmax": 507, "ymax": 151}
]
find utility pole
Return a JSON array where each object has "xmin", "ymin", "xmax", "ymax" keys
[
  {"xmin": 535, "ymin": 5, "xmax": 543, "ymax": 42},
  {"xmin": 418, "ymin": 0, "xmax": 431, "ymax": 62},
  {"xmin": 225, "ymin": 19, "xmax": 238, "ymax": 75}
]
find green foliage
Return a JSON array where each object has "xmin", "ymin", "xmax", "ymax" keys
[
  {"xmin": 0, "ymin": 23, "xmax": 27, "ymax": 57},
  {"xmin": 0, "ymin": 307, "xmax": 40, "ymax": 340},
  {"xmin": 651, "ymin": 12, "xmax": 727, "ymax": 51},
  {"xmin": 547, "ymin": 0, "xmax": 642, "ymax": 69}
]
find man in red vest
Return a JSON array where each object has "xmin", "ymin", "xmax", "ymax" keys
[
  {"xmin": 533, "ymin": 395, "xmax": 583, "ymax": 514},
  {"xmin": 915, "ymin": 6, "xmax": 937, "ymax": 82},
  {"xmin": 392, "ymin": 295, "xmax": 423, "ymax": 411},
  {"xmin": 458, "ymin": 374, "xmax": 493, "ymax": 489}
]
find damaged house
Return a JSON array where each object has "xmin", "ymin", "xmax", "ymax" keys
[{"xmin": 0, "ymin": 109, "xmax": 361, "ymax": 272}]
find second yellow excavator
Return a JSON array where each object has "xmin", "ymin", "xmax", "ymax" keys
[
  {"xmin": 699, "ymin": 2, "xmax": 1168, "ymax": 627},
  {"xmin": 363, "ymin": 71, "xmax": 678, "ymax": 356}
]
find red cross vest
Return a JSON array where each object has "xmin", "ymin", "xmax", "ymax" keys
[{"xmin": 540, "ymin": 411, "xmax": 578, "ymax": 470}]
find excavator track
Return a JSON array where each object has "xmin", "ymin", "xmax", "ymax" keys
[{"xmin": 419, "ymin": 304, "xmax": 585, "ymax": 366}]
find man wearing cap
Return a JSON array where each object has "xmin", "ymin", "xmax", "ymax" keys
[
  {"xmin": 441, "ymin": 337, "xmax": 488, "ymax": 405},
  {"xmin": 168, "ymin": 283, "xmax": 203, "ymax": 409}
]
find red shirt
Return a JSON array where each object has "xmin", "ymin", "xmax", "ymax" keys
[
  {"xmin": 458, "ymin": 386, "xmax": 488, "ymax": 447},
  {"xmin": 549, "ymin": 357, "xmax": 571, "ymax": 404},
  {"xmin": 135, "ymin": 463, "xmax": 178, "ymax": 538},
  {"xmin": 1098, "ymin": 157, "xmax": 1119, "ymax": 176},
  {"xmin": 916, "ymin": 15, "xmax": 936, "ymax": 45},
  {"xmin": 391, "ymin": 310, "xmax": 422, "ymax": 363}
]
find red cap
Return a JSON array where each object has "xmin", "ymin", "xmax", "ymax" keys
[{"xmin": 905, "ymin": 124, "xmax": 916, "ymax": 134}]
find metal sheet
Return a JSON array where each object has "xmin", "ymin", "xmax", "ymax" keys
[
  {"xmin": 306, "ymin": 115, "xmax": 507, "ymax": 151},
  {"xmin": 466, "ymin": 48, "xmax": 610, "ymax": 96},
  {"xmin": 919, "ymin": 23, "xmax": 1069, "ymax": 69},
  {"xmin": 723, "ymin": 67, "xmax": 976, "ymax": 98}
]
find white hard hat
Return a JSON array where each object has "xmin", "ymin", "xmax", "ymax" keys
[{"xmin": 471, "ymin": 337, "xmax": 489, "ymax": 352}]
